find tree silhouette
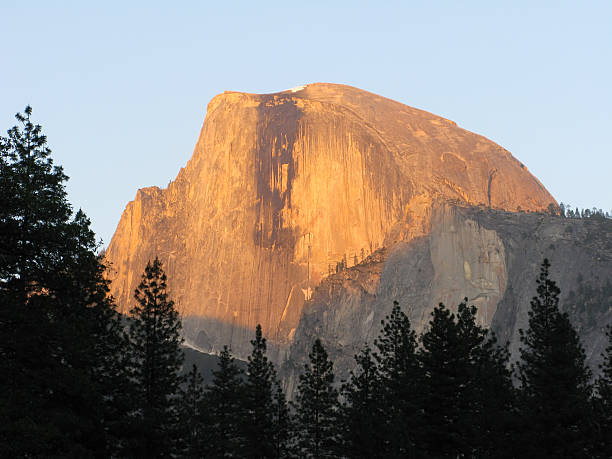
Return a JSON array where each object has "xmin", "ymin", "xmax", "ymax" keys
[
  {"xmin": 419, "ymin": 303, "xmax": 472, "ymax": 457},
  {"xmin": 242, "ymin": 324, "xmax": 280, "ymax": 458},
  {"xmin": 517, "ymin": 259, "xmax": 594, "ymax": 458},
  {"xmin": 178, "ymin": 364, "xmax": 206, "ymax": 458},
  {"xmin": 124, "ymin": 257, "xmax": 184, "ymax": 458},
  {"xmin": 340, "ymin": 345, "xmax": 386, "ymax": 458},
  {"xmin": 0, "ymin": 106, "xmax": 126, "ymax": 456},
  {"xmin": 294, "ymin": 339, "xmax": 339, "ymax": 458},
  {"xmin": 205, "ymin": 345, "xmax": 245, "ymax": 457},
  {"xmin": 272, "ymin": 378, "xmax": 293, "ymax": 459},
  {"xmin": 419, "ymin": 300, "xmax": 514, "ymax": 458},
  {"xmin": 373, "ymin": 301, "xmax": 421, "ymax": 456}
]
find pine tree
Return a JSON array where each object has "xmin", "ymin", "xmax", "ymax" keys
[
  {"xmin": 0, "ymin": 106, "xmax": 70, "ymax": 290},
  {"xmin": 517, "ymin": 258, "xmax": 593, "ymax": 458},
  {"xmin": 242, "ymin": 324, "xmax": 279, "ymax": 458},
  {"xmin": 294, "ymin": 339, "xmax": 340, "ymax": 459},
  {"xmin": 272, "ymin": 380, "xmax": 293, "ymax": 459},
  {"xmin": 419, "ymin": 302, "xmax": 471, "ymax": 458},
  {"xmin": 340, "ymin": 345, "xmax": 385, "ymax": 458},
  {"xmin": 373, "ymin": 301, "xmax": 421, "ymax": 457},
  {"xmin": 88, "ymin": 280, "xmax": 134, "ymax": 456},
  {"xmin": 418, "ymin": 300, "xmax": 515, "ymax": 458},
  {"xmin": 178, "ymin": 364, "xmax": 206, "ymax": 458},
  {"xmin": 0, "ymin": 107, "xmax": 127, "ymax": 456},
  {"xmin": 124, "ymin": 257, "xmax": 185, "ymax": 458},
  {"xmin": 471, "ymin": 328, "xmax": 515, "ymax": 458},
  {"xmin": 242, "ymin": 325, "xmax": 293, "ymax": 458},
  {"xmin": 205, "ymin": 345, "xmax": 246, "ymax": 458},
  {"xmin": 594, "ymin": 325, "xmax": 612, "ymax": 458}
]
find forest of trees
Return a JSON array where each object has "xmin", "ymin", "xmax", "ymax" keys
[
  {"xmin": 557, "ymin": 202, "xmax": 612, "ymax": 219},
  {"xmin": 1, "ymin": 108, "xmax": 611, "ymax": 458}
]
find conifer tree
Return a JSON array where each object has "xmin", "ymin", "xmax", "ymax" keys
[
  {"xmin": 418, "ymin": 300, "xmax": 515, "ymax": 458},
  {"xmin": 272, "ymin": 380, "xmax": 293, "ymax": 459},
  {"xmin": 373, "ymin": 301, "xmax": 421, "ymax": 456},
  {"xmin": 241, "ymin": 324, "xmax": 293, "ymax": 458},
  {"xmin": 0, "ymin": 107, "xmax": 126, "ymax": 456},
  {"xmin": 205, "ymin": 345, "xmax": 245, "ymax": 457},
  {"xmin": 419, "ymin": 302, "xmax": 471, "ymax": 458},
  {"xmin": 594, "ymin": 325, "xmax": 612, "ymax": 458},
  {"xmin": 125, "ymin": 257, "xmax": 185, "ymax": 458},
  {"xmin": 517, "ymin": 259, "xmax": 593, "ymax": 458},
  {"xmin": 178, "ymin": 364, "xmax": 206, "ymax": 458},
  {"xmin": 340, "ymin": 345, "xmax": 385, "ymax": 458},
  {"xmin": 294, "ymin": 339, "xmax": 339, "ymax": 458},
  {"xmin": 242, "ymin": 324, "xmax": 279, "ymax": 458},
  {"xmin": 454, "ymin": 300, "xmax": 515, "ymax": 457},
  {"xmin": 471, "ymin": 327, "xmax": 515, "ymax": 458}
]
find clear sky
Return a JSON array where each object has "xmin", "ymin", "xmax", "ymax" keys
[{"xmin": 2, "ymin": 1, "xmax": 611, "ymax": 245}]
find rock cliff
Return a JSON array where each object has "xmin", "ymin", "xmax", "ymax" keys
[
  {"xmin": 105, "ymin": 83, "xmax": 557, "ymax": 360},
  {"xmin": 282, "ymin": 205, "xmax": 612, "ymax": 396}
]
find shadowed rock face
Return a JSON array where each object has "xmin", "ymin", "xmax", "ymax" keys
[
  {"xmin": 283, "ymin": 205, "xmax": 612, "ymax": 398},
  {"xmin": 105, "ymin": 83, "xmax": 556, "ymax": 359}
]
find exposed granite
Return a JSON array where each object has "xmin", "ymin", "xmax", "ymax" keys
[
  {"xmin": 282, "ymin": 205, "xmax": 612, "ymax": 397},
  {"xmin": 105, "ymin": 83, "xmax": 557, "ymax": 361}
]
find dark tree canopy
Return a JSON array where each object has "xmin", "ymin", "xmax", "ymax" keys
[
  {"xmin": 124, "ymin": 257, "xmax": 185, "ymax": 458},
  {"xmin": 271, "ymin": 376, "xmax": 293, "ymax": 459},
  {"xmin": 419, "ymin": 300, "xmax": 514, "ymax": 458},
  {"xmin": 294, "ymin": 339, "xmax": 339, "ymax": 459},
  {"xmin": 242, "ymin": 324, "xmax": 279, "ymax": 458},
  {"xmin": 178, "ymin": 364, "xmax": 206, "ymax": 458},
  {"xmin": 240, "ymin": 324, "xmax": 293, "ymax": 458},
  {"xmin": 419, "ymin": 302, "xmax": 476, "ymax": 457},
  {"xmin": 0, "ymin": 106, "xmax": 126, "ymax": 456},
  {"xmin": 205, "ymin": 345, "xmax": 246, "ymax": 457},
  {"xmin": 372, "ymin": 301, "xmax": 421, "ymax": 457},
  {"xmin": 0, "ymin": 105, "xmax": 71, "ymax": 288},
  {"xmin": 340, "ymin": 344, "xmax": 385, "ymax": 459},
  {"xmin": 594, "ymin": 325, "xmax": 612, "ymax": 457},
  {"xmin": 517, "ymin": 259, "xmax": 594, "ymax": 458}
]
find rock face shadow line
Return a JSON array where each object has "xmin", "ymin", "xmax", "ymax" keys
[{"xmin": 253, "ymin": 95, "xmax": 302, "ymax": 251}]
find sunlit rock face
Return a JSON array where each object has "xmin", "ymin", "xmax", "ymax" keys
[{"xmin": 105, "ymin": 83, "xmax": 556, "ymax": 360}]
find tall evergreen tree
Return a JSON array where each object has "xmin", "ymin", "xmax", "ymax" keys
[
  {"xmin": 471, "ymin": 327, "xmax": 515, "ymax": 458},
  {"xmin": 0, "ymin": 107, "xmax": 126, "ymax": 457},
  {"xmin": 271, "ymin": 379, "xmax": 293, "ymax": 459},
  {"xmin": 453, "ymin": 300, "xmax": 517, "ymax": 458},
  {"xmin": 124, "ymin": 257, "xmax": 185, "ymax": 458},
  {"xmin": 242, "ymin": 324, "xmax": 279, "ymax": 458},
  {"xmin": 418, "ymin": 300, "xmax": 515, "ymax": 458},
  {"xmin": 205, "ymin": 345, "xmax": 246, "ymax": 458},
  {"xmin": 178, "ymin": 364, "xmax": 206, "ymax": 458},
  {"xmin": 419, "ymin": 302, "xmax": 473, "ymax": 458},
  {"xmin": 204, "ymin": 346, "xmax": 249, "ymax": 458},
  {"xmin": 517, "ymin": 258, "xmax": 593, "ymax": 458},
  {"xmin": 294, "ymin": 339, "xmax": 339, "ymax": 459},
  {"xmin": 340, "ymin": 344, "xmax": 386, "ymax": 459},
  {"xmin": 373, "ymin": 301, "xmax": 421, "ymax": 457},
  {"xmin": 594, "ymin": 325, "xmax": 612, "ymax": 458}
]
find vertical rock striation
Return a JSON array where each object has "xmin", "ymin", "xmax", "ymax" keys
[{"xmin": 105, "ymin": 83, "xmax": 556, "ymax": 360}]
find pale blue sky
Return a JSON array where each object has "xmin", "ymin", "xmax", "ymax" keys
[{"xmin": 2, "ymin": 1, "xmax": 611, "ymax": 245}]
